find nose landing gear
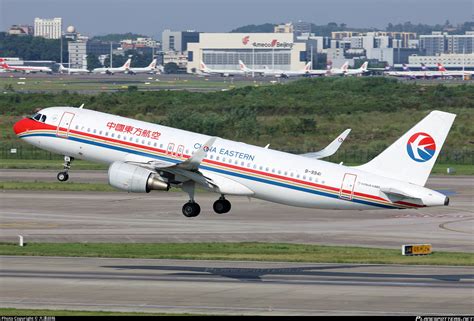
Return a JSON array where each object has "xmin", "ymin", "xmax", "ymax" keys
[{"xmin": 57, "ymin": 156, "xmax": 73, "ymax": 182}]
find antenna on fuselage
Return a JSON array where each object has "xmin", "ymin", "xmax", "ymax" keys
[{"xmin": 79, "ymin": 104, "xmax": 84, "ymax": 109}]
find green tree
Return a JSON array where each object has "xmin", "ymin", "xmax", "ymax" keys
[{"xmin": 86, "ymin": 54, "xmax": 101, "ymax": 70}]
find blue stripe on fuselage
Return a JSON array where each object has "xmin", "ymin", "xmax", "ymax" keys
[{"xmin": 20, "ymin": 133, "xmax": 396, "ymax": 209}]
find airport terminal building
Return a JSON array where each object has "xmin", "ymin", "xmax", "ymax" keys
[{"xmin": 187, "ymin": 33, "xmax": 307, "ymax": 73}]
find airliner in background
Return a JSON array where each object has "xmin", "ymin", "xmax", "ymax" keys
[
  {"xmin": 240, "ymin": 60, "xmax": 312, "ymax": 78},
  {"xmin": 344, "ymin": 62, "xmax": 369, "ymax": 76},
  {"xmin": 14, "ymin": 106, "xmax": 454, "ymax": 217},
  {"xmin": 58, "ymin": 64, "xmax": 91, "ymax": 74},
  {"xmin": 199, "ymin": 61, "xmax": 245, "ymax": 77},
  {"xmin": 92, "ymin": 58, "xmax": 131, "ymax": 75},
  {"xmin": 126, "ymin": 58, "xmax": 163, "ymax": 75},
  {"xmin": 0, "ymin": 58, "xmax": 52, "ymax": 73}
]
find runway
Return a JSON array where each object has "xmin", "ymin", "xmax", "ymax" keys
[
  {"xmin": 1, "ymin": 256, "xmax": 472, "ymax": 315},
  {"xmin": 0, "ymin": 171, "xmax": 473, "ymax": 251}
]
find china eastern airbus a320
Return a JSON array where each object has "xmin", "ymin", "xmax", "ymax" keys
[{"xmin": 13, "ymin": 106, "xmax": 454, "ymax": 217}]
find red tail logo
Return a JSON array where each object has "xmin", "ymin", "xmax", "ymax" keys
[
  {"xmin": 271, "ymin": 39, "xmax": 278, "ymax": 47},
  {"xmin": 242, "ymin": 36, "xmax": 250, "ymax": 45}
]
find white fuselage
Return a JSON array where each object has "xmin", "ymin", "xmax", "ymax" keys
[{"xmin": 16, "ymin": 107, "xmax": 447, "ymax": 210}]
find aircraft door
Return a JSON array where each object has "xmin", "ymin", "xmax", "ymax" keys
[
  {"xmin": 56, "ymin": 112, "xmax": 75, "ymax": 138},
  {"xmin": 339, "ymin": 173, "xmax": 357, "ymax": 200}
]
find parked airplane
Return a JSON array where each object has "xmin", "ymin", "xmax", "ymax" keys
[
  {"xmin": 92, "ymin": 58, "xmax": 131, "ymax": 75},
  {"xmin": 239, "ymin": 60, "xmax": 312, "ymax": 78},
  {"xmin": 344, "ymin": 62, "xmax": 369, "ymax": 76},
  {"xmin": 0, "ymin": 58, "xmax": 52, "ymax": 73},
  {"xmin": 13, "ymin": 106, "xmax": 454, "ymax": 217},
  {"xmin": 199, "ymin": 60, "xmax": 244, "ymax": 77},
  {"xmin": 327, "ymin": 61, "xmax": 349, "ymax": 76},
  {"xmin": 58, "ymin": 64, "xmax": 90, "ymax": 74},
  {"xmin": 126, "ymin": 59, "xmax": 162, "ymax": 75},
  {"xmin": 436, "ymin": 63, "xmax": 474, "ymax": 78}
]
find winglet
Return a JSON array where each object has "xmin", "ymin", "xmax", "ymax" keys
[
  {"xmin": 301, "ymin": 129, "xmax": 351, "ymax": 159},
  {"xmin": 178, "ymin": 137, "xmax": 217, "ymax": 171}
]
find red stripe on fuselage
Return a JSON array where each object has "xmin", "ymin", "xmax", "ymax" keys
[{"xmin": 17, "ymin": 119, "xmax": 423, "ymax": 208}]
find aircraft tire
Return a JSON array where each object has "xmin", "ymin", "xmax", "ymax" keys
[
  {"xmin": 213, "ymin": 199, "xmax": 231, "ymax": 214},
  {"xmin": 182, "ymin": 202, "xmax": 200, "ymax": 217},
  {"xmin": 57, "ymin": 171, "xmax": 69, "ymax": 182}
]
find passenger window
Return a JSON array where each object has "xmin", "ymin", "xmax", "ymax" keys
[
  {"xmin": 160, "ymin": 144, "xmax": 163, "ymax": 148},
  {"xmin": 111, "ymin": 133, "xmax": 114, "ymax": 138},
  {"xmin": 117, "ymin": 134, "xmax": 121, "ymax": 139},
  {"xmin": 93, "ymin": 129, "xmax": 96, "ymax": 134},
  {"xmin": 105, "ymin": 132, "xmax": 109, "ymax": 136},
  {"xmin": 75, "ymin": 125, "xmax": 79, "ymax": 130},
  {"xmin": 87, "ymin": 128, "xmax": 90, "ymax": 132}
]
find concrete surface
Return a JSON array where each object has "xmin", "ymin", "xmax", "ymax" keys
[
  {"xmin": 0, "ymin": 256, "xmax": 472, "ymax": 315},
  {"xmin": 0, "ymin": 172, "xmax": 472, "ymax": 251}
]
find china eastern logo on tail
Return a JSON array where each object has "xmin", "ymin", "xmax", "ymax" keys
[{"xmin": 407, "ymin": 132, "xmax": 436, "ymax": 162}]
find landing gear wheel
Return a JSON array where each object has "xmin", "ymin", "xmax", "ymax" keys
[
  {"xmin": 57, "ymin": 171, "xmax": 69, "ymax": 182},
  {"xmin": 213, "ymin": 199, "xmax": 231, "ymax": 214},
  {"xmin": 182, "ymin": 202, "xmax": 201, "ymax": 218}
]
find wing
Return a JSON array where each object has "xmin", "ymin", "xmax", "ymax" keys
[
  {"xmin": 301, "ymin": 129, "xmax": 351, "ymax": 159},
  {"xmin": 126, "ymin": 137, "xmax": 254, "ymax": 196}
]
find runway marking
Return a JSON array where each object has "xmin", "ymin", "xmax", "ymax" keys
[
  {"xmin": 0, "ymin": 222, "xmax": 59, "ymax": 229},
  {"xmin": 439, "ymin": 217, "xmax": 474, "ymax": 234}
]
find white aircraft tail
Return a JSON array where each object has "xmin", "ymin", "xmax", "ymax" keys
[
  {"xmin": 148, "ymin": 59, "xmax": 157, "ymax": 69},
  {"xmin": 303, "ymin": 61, "xmax": 312, "ymax": 72},
  {"xmin": 200, "ymin": 60, "xmax": 210, "ymax": 72},
  {"xmin": 239, "ymin": 60, "xmax": 250, "ymax": 72},
  {"xmin": 359, "ymin": 61, "xmax": 368, "ymax": 71},
  {"xmin": 355, "ymin": 111, "xmax": 456, "ymax": 186},
  {"xmin": 122, "ymin": 58, "xmax": 131, "ymax": 69},
  {"xmin": 341, "ymin": 61, "xmax": 349, "ymax": 72}
]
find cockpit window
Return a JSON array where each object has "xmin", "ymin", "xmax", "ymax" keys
[{"xmin": 30, "ymin": 113, "xmax": 47, "ymax": 123}]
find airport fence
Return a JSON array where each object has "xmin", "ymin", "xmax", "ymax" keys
[{"xmin": 1, "ymin": 144, "xmax": 473, "ymax": 165}]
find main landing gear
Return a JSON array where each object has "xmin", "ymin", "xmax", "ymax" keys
[
  {"xmin": 57, "ymin": 156, "xmax": 73, "ymax": 182},
  {"xmin": 213, "ymin": 196, "xmax": 231, "ymax": 214},
  {"xmin": 180, "ymin": 181, "xmax": 232, "ymax": 217}
]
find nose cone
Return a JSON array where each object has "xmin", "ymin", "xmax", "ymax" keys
[{"xmin": 13, "ymin": 118, "xmax": 32, "ymax": 136}]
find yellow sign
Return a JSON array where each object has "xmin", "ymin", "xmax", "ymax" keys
[{"xmin": 402, "ymin": 244, "xmax": 432, "ymax": 256}]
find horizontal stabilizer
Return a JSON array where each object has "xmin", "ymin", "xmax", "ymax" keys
[
  {"xmin": 380, "ymin": 187, "xmax": 421, "ymax": 203},
  {"xmin": 301, "ymin": 129, "xmax": 351, "ymax": 159}
]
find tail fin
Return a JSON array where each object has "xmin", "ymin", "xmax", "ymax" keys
[
  {"xmin": 360, "ymin": 61, "xmax": 368, "ymax": 71},
  {"xmin": 341, "ymin": 61, "xmax": 349, "ymax": 71},
  {"xmin": 437, "ymin": 63, "xmax": 447, "ymax": 72},
  {"xmin": 239, "ymin": 60, "xmax": 249, "ymax": 72},
  {"xmin": 123, "ymin": 58, "xmax": 131, "ymax": 69},
  {"xmin": 149, "ymin": 59, "xmax": 157, "ymax": 69},
  {"xmin": 304, "ymin": 61, "xmax": 312, "ymax": 72},
  {"xmin": 355, "ymin": 111, "xmax": 456, "ymax": 186},
  {"xmin": 402, "ymin": 64, "xmax": 410, "ymax": 71},
  {"xmin": 200, "ymin": 60, "xmax": 209, "ymax": 71}
]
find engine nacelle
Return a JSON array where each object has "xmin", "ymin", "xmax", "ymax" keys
[{"xmin": 108, "ymin": 161, "xmax": 169, "ymax": 193}]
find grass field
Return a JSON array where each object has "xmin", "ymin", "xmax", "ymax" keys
[
  {"xmin": 0, "ymin": 75, "xmax": 263, "ymax": 92},
  {"xmin": 0, "ymin": 242, "xmax": 472, "ymax": 266},
  {"xmin": 0, "ymin": 308, "xmax": 195, "ymax": 316}
]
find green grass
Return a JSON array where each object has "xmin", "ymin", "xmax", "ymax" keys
[
  {"xmin": 0, "ymin": 308, "xmax": 198, "ymax": 316},
  {"xmin": 0, "ymin": 181, "xmax": 115, "ymax": 191},
  {"xmin": 0, "ymin": 76, "xmax": 263, "ymax": 92},
  {"xmin": 0, "ymin": 159, "xmax": 107, "ymax": 170},
  {"xmin": 0, "ymin": 242, "xmax": 472, "ymax": 266}
]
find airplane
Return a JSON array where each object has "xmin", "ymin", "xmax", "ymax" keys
[
  {"xmin": 58, "ymin": 64, "xmax": 90, "ymax": 74},
  {"xmin": 199, "ymin": 60, "xmax": 245, "ymax": 77},
  {"xmin": 239, "ymin": 60, "xmax": 312, "ymax": 78},
  {"xmin": 436, "ymin": 63, "xmax": 474, "ymax": 78},
  {"xmin": 326, "ymin": 61, "xmax": 349, "ymax": 76},
  {"xmin": 126, "ymin": 58, "xmax": 162, "ymax": 75},
  {"xmin": 92, "ymin": 58, "xmax": 131, "ymax": 75},
  {"xmin": 344, "ymin": 62, "xmax": 369, "ymax": 76},
  {"xmin": 13, "ymin": 106, "xmax": 454, "ymax": 217},
  {"xmin": 0, "ymin": 58, "xmax": 52, "ymax": 74}
]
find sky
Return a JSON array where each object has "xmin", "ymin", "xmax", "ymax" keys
[{"xmin": 1, "ymin": 0, "xmax": 473, "ymax": 39}]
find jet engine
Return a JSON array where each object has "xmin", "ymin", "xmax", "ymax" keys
[{"xmin": 108, "ymin": 161, "xmax": 169, "ymax": 193}]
